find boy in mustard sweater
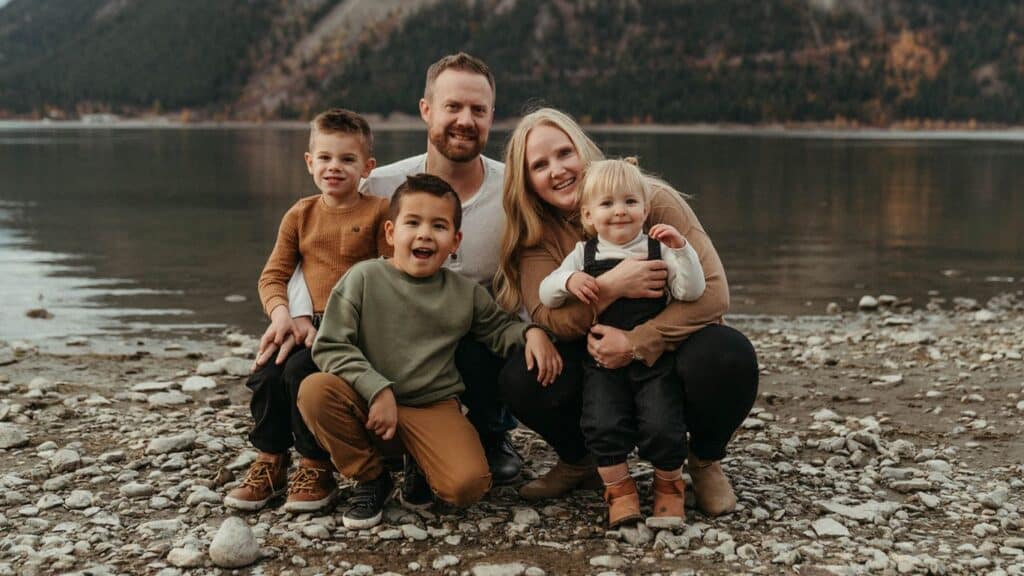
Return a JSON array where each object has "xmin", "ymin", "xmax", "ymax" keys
[
  {"xmin": 224, "ymin": 109, "xmax": 390, "ymax": 513},
  {"xmin": 298, "ymin": 174, "xmax": 560, "ymax": 529}
]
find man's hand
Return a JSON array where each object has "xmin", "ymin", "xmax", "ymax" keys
[
  {"xmin": 293, "ymin": 315, "xmax": 318, "ymax": 348},
  {"xmin": 567, "ymin": 272, "xmax": 600, "ymax": 304},
  {"xmin": 367, "ymin": 387, "xmax": 398, "ymax": 440},
  {"xmin": 524, "ymin": 327, "xmax": 563, "ymax": 386},
  {"xmin": 588, "ymin": 324, "xmax": 635, "ymax": 369},
  {"xmin": 648, "ymin": 223, "xmax": 687, "ymax": 250}
]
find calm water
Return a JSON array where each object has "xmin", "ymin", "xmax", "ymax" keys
[{"xmin": 1, "ymin": 125, "xmax": 1023, "ymax": 343}]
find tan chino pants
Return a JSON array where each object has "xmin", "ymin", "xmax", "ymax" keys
[{"xmin": 297, "ymin": 372, "xmax": 491, "ymax": 507}]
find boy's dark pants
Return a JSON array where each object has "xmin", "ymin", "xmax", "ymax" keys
[
  {"xmin": 247, "ymin": 347, "xmax": 330, "ymax": 461},
  {"xmin": 580, "ymin": 354, "xmax": 686, "ymax": 470}
]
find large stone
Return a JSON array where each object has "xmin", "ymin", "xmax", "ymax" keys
[
  {"xmin": 512, "ymin": 507, "xmax": 541, "ymax": 527},
  {"xmin": 209, "ymin": 517, "xmax": 260, "ymax": 568},
  {"xmin": 812, "ymin": 517, "xmax": 850, "ymax": 537},
  {"xmin": 0, "ymin": 423, "xmax": 29, "ymax": 449},
  {"xmin": 131, "ymin": 381, "xmax": 174, "ymax": 393},
  {"xmin": 0, "ymin": 347, "xmax": 16, "ymax": 366},
  {"xmin": 168, "ymin": 547, "xmax": 205, "ymax": 568},
  {"xmin": 213, "ymin": 357, "xmax": 251, "ymax": 377},
  {"xmin": 146, "ymin": 432, "xmax": 197, "ymax": 455},
  {"xmin": 120, "ymin": 483, "xmax": 155, "ymax": 498},
  {"xmin": 181, "ymin": 376, "xmax": 216, "ymax": 392},
  {"xmin": 816, "ymin": 501, "xmax": 900, "ymax": 521},
  {"xmin": 858, "ymin": 296, "xmax": 878, "ymax": 310},
  {"xmin": 472, "ymin": 563, "xmax": 527, "ymax": 576},
  {"xmin": 148, "ymin": 391, "xmax": 191, "ymax": 406},
  {"xmin": 50, "ymin": 449, "xmax": 81, "ymax": 473}
]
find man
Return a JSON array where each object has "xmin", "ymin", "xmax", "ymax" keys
[{"xmin": 263, "ymin": 53, "xmax": 522, "ymax": 487}]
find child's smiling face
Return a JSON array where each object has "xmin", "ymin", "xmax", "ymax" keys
[
  {"xmin": 304, "ymin": 132, "xmax": 375, "ymax": 207},
  {"xmin": 581, "ymin": 186, "xmax": 647, "ymax": 245},
  {"xmin": 385, "ymin": 191, "xmax": 462, "ymax": 278}
]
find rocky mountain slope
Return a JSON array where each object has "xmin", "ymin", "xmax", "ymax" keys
[{"xmin": 1, "ymin": 0, "xmax": 1022, "ymax": 123}]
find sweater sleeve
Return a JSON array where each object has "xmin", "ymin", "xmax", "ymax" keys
[
  {"xmin": 538, "ymin": 242, "xmax": 586, "ymax": 308},
  {"xmin": 627, "ymin": 187, "xmax": 729, "ymax": 366},
  {"xmin": 374, "ymin": 198, "xmax": 393, "ymax": 258},
  {"xmin": 258, "ymin": 204, "xmax": 302, "ymax": 316},
  {"xmin": 519, "ymin": 237, "xmax": 595, "ymax": 341},
  {"xmin": 662, "ymin": 241, "xmax": 706, "ymax": 302},
  {"xmin": 312, "ymin": 270, "xmax": 393, "ymax": 403},
  {"xmin": 469, "ymin": 283, "xmax": 533, "ymax": 358}
]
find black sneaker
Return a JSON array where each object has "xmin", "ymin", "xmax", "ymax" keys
[
  {"xmin": 400, "ymin": 455, "xmax": 433, "ymax": 509},
  {"xmin": 342, "ymin": 471, "xmax": 393, "ymax": 529},
  {"xmin": 484, "ymin": 433, "xmax": 523, "ymax": 485}
]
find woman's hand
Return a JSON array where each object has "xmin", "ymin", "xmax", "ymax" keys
[
  {"xmin": 587, "ymin": 324, "xmax": 635, "ymax": 370},
  {"xmin": 597, "ymin": 258, "xmax": 668, "ymax": 301},
  {"xmin": 524, "ymin": 327, "xmax": 563, "ymax": 386}
]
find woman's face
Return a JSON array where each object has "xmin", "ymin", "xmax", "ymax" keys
[{"xmin": 524, "ymin": 124, "xmax": 585, "ymax": 215}]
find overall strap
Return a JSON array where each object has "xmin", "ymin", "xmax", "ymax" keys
[
  {"xmin": 646, "ymin": 236, "xmax": 662, "ymax": 260},
  {"xmin": 583, "ymin": 237, "xmax": 600, "ymax": 268}
]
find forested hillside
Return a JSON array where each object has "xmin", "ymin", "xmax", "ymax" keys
[{"xmin": 2, "ymin": 0, "xmax": 1023, "ymax": 124}]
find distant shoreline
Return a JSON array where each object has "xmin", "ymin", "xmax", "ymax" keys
[{"xmin": 3, "ymin": 117, "xmax": 1024, "ymax": 142}]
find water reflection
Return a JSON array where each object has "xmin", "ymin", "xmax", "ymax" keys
[{"xmin": 0, "ymin": 126, "xmax": 1021, "ymax": 342}]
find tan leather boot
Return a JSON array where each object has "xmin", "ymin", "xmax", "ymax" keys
[
  {"xmin": 518, "ymin": 457, "xmax": 602, "ymax": 501},
  {"xmin": 650, "ymin": 474, "xmax": 685, "ymax": 527},
  {"xmin": 687, "ymin": 457, "xmax": 737, "ymax": 516},
  {"xmin": 604, "ymin": 476, "xmax": 642, "ymax": 528}
]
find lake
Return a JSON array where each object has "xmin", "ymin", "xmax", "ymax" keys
[{"xmin": 1, "ymin": 124, "xmax": 1022, "ymax": 345}]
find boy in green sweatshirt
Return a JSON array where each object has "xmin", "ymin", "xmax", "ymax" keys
[{"xmin": 298, "ymin": 173, "xmax": 560, "ymax": 529}]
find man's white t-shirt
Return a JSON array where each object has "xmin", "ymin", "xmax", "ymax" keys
[{"xmin": 288, "ymin": 153, "xmax": 506, "ymax": 316}]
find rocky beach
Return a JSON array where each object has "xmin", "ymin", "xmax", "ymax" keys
[{"xmin": 1, "ymin": 290, "xmax": 1022, "ymax": 576}]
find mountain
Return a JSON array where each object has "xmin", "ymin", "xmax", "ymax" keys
[{"xmin": 2, "ymin": 0, "xmax": 1023, "ymax": 124}]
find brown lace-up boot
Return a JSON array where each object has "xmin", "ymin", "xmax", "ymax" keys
[
  {"xmin": 687, "ymin": 457, "xmax": 737, "ymax": 516},
  {"xmin": 604, "ymin": 476, "xmax": 642, "ymax": 528},
  {"xmin": 283, "ymin": 458, "xmax": 338, "ymax": 513},
  {"xmin": 224, "ymin": 452, "xmax": 290, "ymax": 511},
  {"xmin": 518, "ymin": 456, "xmax": 602, "ymax": 501}
]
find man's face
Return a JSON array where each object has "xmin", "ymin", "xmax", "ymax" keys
[{"xmin": 420, "ymin": 69, "xmax": 494, "ymax": 163}]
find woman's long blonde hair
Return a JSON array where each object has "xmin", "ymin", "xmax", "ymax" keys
[
  {"xmin": 492, "ymin": 107, "xmax": 689, "ymax": 312},
  {"xmin": 493, "ymin": 108, "xmax": 604, "ymax": 312}
]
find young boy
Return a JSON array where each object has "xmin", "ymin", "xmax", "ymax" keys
[
  {"xmin": 297, "ymin": 174, "xmax": 560, "ymax": 529},
  {"xmin": 224, "ymin": 109, "xmax": 390, "ymax": 513}
]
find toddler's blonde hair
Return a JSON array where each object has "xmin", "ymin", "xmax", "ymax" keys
[{"xmin": 578, "ymin": 157, "xmax": 651, "ymax": 237}]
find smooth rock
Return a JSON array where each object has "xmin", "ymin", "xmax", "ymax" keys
[
  {"xmin": 131, "ymin": 381, "xmax": 174, "ymax": 392},
  {"xmin": 168, "ymin": 547, "xmax": 205, "ymax": 568},
  {"xmin": 472, "ymin": 563, "xmax": 526, "ymax": 576},
  {"xmin": 148, "ymin": 391, "xmax": 191, "ymax": 406},
  {"xmin": 181, "ymin": 376, "xmax": 216, "ymax": 392},
  {"xmin": 812, "ymin": 517, "xmax": 850, "ymax": 537},
  {"xmin": 858, "ymin": 296, "xmax": 878, "ymax": 310},
  {"xmin": 209, "ymin": 517, "xmax": 260, "ymax": 568},
  {"xmin": 120, "ymin": 483, "xmax": 155, "ymax": 498},
  {"xmin": 512, "ymin": 507, "xmax": 541, "ymax": 526},
  {"xmin": 50, "ymin": 449, "xmax": 81, "ymax": 473},
  {"xmin": 432, "ymin": 555, "xmax": 460, "ymax": 570},
  {"xmin": 64, "ymin": 491, "xmax": 93, "ymax": 509},
  {"xmin": 0, "ymin": 423, "xmax": 29, "ymax": 449},
  {"xmin": 589, "ymin": 556, "xmax": 626, "ymax": 569},
  {"xmin": 146, "ymin": 432, "xmax": 196, "ymax": 455}
]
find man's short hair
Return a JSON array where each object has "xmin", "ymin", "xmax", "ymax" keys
[
  {"xmin": 309, "ymin": 108, "xmax": 373, "ymax": 155},
  {"xmin": 424, "ymin": 52, "xmax": 496, "ymax": 103},
  {"xmin": 389, "ymin": 174, "xmax": 463, "ymax": 231}
]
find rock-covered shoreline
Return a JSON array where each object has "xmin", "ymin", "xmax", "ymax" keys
[{"xmin": 1, "ymin": 290, "xmax": 1022, "ymax": 575}]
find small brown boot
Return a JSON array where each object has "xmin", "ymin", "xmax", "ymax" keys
[
  {"xmin": 649, "ymin": 474, "xmax": 685, "ymax": 528},
  {"xmin": 224, "ymin": 451, "xmax": 290, "ymax": 511},
  {"xmin": 604, "ymin": 476, "xmax": 642, "ymax": 528},
  {"xmin": 283, "ymin": 458, "xmax": 338, "ymax": 513},
  {"xmin": 518, "ymin": 457, "xmax": 602, "ymax": 501},
  {"xmin": 687, "ymin": 457, "xmax": 736, "ymax": 516}
]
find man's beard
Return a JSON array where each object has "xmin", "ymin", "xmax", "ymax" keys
[{"xmin": 429, "ymin": 125, "xmax": 486, "ymax": 163}]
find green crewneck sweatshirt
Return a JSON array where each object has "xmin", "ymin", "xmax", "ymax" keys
[{"xmin": 313, "ymin": 258, "xmax": 534, "ymax": 406}]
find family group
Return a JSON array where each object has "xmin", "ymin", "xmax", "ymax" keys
[{"xmin": 222, "ymin": 53, "xmax": 759, "ymax": 531}]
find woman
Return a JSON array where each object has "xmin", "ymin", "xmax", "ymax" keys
[{"xmin": 494, "ymin": 108, "xmax": 758, "ymax": 517}]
